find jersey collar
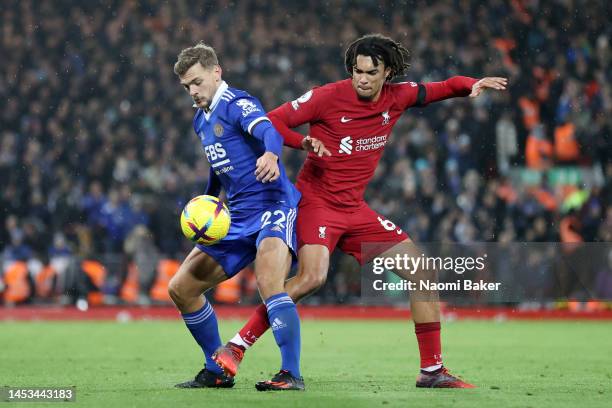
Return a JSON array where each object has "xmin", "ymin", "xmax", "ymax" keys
[{"xmin": 194, "ymin": 81, "xmax": 229, "ymax": 121}]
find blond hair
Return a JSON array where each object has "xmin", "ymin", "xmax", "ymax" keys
[{"xmin": 174, "ymin": 41, "xmax": 219, "ymax": 76}]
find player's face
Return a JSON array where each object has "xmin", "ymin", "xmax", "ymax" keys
[
  {"xmin": 351, "ymin": 55, "xmax": 391, "ymax": 101},
  {"xmin": 179, "ymin": 62, "xmax": 222, "ymax": 110}
]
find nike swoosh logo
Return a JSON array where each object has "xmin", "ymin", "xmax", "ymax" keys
[{"xmin": 340, "ymin": 116, "xmax": 352, "ymax": 123}]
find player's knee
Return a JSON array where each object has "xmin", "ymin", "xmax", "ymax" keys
[
  {"xmin": 299, "ymin": 266, "xmax": 328, "ymax": 293},
  {"xmin": 308, "ymin": 270, "xmax": 328, "ymax": 291},
  {"xmin": 254, "ymin": 271, "xmax": 268, "ymax": 291},
  {"xmin": 255, "ymin": 272, "xmax": 282, "ymax": 297},
  {"xmin": 168, "ymin": 276, "xmax": 186, "ymax": 307}
]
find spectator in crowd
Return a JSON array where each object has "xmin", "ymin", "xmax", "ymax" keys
[{"xmin": 0, "ymin": 0, "xmax": 610, "ymax": 304}]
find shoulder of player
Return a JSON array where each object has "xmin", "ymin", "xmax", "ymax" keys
[
  {"xmin": 221, "ymin": 88, "xmax": 264, "ymax": 112},
  {"xmin": 217, "ymin": 88, "xmax": 255, "ymax": 117},
  {"xmin": 385, "ymin": 80, "xmax": 420, "ymax": 92},
  {"xmin": 302, "ymin": 80, "xmax": 347, "ymax": 98},
  {"xmin": 292, "ymin": 80, "xmax": 347, "ymax": 109},
  {"xmin": 323, "ymin": 79, "xmax": 351, "ymax": 95},
  {"xmin": 220, "ymin": 87, "xmax": 250, "ymax": 105}
]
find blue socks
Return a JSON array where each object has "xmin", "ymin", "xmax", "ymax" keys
[
  {"xmin": 181, "ymin": 301, "xmax": 223, "ymax": 374},
  {"xmin": 265, "ymin": 292, "xmax": 301, "ymax": 377},
  {"xmin": 181, "ymin": 295, "xmax": 301, "ymax": 378}
]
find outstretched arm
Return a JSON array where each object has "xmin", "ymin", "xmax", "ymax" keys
[
  {"xmin": 468, "ymin": 77, "xmax": 508, "ymax": 97},
  {"xmin": 418, "ymin": 76, "xmax": 507, "ymax": 105}
]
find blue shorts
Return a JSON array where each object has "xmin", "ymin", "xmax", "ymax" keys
[{"xmin": 196, "ymin": 203, "xmax": 298, "ymax": 277}]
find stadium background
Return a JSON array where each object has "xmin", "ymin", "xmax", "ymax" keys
[
  {"xmin": 2, "ymin": 2, "xmax": 612, "ymax": 407},
  {"xmin": 1, "ymin": 0, "xmax": 611, "ymax": 308}
]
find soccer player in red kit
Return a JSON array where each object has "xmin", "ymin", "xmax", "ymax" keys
[{"xmin": 215, "ymin": 34, "xmax": 507, "ymax": 389}]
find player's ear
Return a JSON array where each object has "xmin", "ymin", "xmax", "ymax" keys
[
  {"xmin": 384, "ymin": 67, "xmax": 391, "ymax": 80},
  {"xmin": 214, "ymin": 65, "xmax": 222, "ymax": 80}
]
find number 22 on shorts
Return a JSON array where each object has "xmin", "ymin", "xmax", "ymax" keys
[{"xmin": 261, "ymin": 210, "xmax": 286, "ymax": 229}]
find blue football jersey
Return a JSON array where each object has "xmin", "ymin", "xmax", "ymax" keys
[{"xmin": 193, "ymin": 81, "xmax": 300, "ymax": 211}]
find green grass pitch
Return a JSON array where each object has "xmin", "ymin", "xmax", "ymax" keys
[{"xmin": 2, "ymin": 320, "xmax": 611, "ymax": 407}]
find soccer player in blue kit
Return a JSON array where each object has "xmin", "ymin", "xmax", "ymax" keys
[{"xmin": 169, "ymin": 42, "xmax": 309, "ymax": 391}]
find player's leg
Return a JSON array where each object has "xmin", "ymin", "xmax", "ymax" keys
[
  {"xmin": 215, "ymin": 243, "xmax": 330, "ymax": 378},
  {"xmin": 381, "ymin": 238, "xmax": 474, "ymax": 388},
  {"xmin": 341, "ymin": 206, "xmax": 474, "ymax": 388},
  {"xmin": 218, "ymin": 204, "xmax": 339, "ymax": 375},
  {"xmin": 375, "ymin": 238, "xmax": 441, "ymax": 360},
  {"xmin": 285, "ymin": 244, "xmax": 331, "ymax": 300},
  {"xmin": 380, "ymin": 239, "xmax": 474, "ymax": 387},
  {"xmin": 230, "ymin": 244, "xmax": 330, "ymax": 344},
  {"xmin": 376, "ymin": 240, "xmax": 443, "ymax": 363},
  {"xmin": 252, "ymin": 237, "xmax": 293, "ymax": 300},
  {"xmin": 168, "ymin": 247, "xmax": 233, "ymax": 388},
  {"xmin": 252, "ymin": 236, "xmax": 305, "ymax": 391}
]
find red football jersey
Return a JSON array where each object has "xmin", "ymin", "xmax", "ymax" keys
[{"xmin": 270, "ymin": 77, "xmax": 476, "ymax": 208}]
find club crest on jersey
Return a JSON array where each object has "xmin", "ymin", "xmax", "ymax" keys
[
  {"xmin": 214, "ymin": 123, "xmax": 224, "ymax": 137},
  {"xmin": 382, "ymin": 111, "xmax": 390, "ymax": 125},
  {"xmin": 319, "ymin": 226, "xmax": 327, "ymax": 239},
  {"xmin": 236, "ymin": 99, "xmax": 260, "ymax": 117}
]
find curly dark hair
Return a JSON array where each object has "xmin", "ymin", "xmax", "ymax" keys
[{"xmin": 344, "ymin": 33, "xmax": 410, "ymax": 81}]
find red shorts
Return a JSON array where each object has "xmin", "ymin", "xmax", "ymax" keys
[{"xmin": 296, "ymin": 200, "xmax": 409, "ymax": 265}]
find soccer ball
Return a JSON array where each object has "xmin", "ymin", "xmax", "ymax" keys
[{"xmin": 180, "ymin": 195, "xmax": 231, "ymax": 245}]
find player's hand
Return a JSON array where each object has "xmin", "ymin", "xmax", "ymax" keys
[
  {"xmin": 302, "ymin": 135, "xmax": 331, "ymax": 157},
  {"xmin": 469, "ymin": 77, "xmax": 508, "ymax": 97},
  {"xmin": 255, "ymin": 152, "xmax": 280, "ymax": 183}
]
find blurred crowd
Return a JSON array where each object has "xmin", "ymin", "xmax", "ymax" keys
[{"xmin": 1, "ymin": 0, "xmax": 611, "ymax": 305}]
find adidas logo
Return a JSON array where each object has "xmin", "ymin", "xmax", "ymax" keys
[
  {"xmin": 271, "ymin": 317, "xmax": 287, "ymax": 331},
  {"xmin": 338, "ymin": 136, "xmax": 353, "ymax": 154}
]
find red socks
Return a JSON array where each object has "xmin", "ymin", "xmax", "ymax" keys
[
  {"xmin": 235, "ymin": 303, "xmax": 270, "ymax": 348},
  {"xmin": 234, "ymin": 306, "xmax": 442, "ymax": 371},
  {"xmin": 414, "ymin": 322, "xmax": 442, "ymax": 369}
]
